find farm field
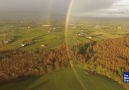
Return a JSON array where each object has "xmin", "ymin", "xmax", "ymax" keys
[
  {"xmin": 0, "ymin": 20, "xmax": 129, "ymax": 51},
  {"xmin": 0, "ymin": 67, "xmax": 126, "ymax": 90},
  {"xmin": 0, "ymin": 21, "xmax": 65, "ymax": 51}
]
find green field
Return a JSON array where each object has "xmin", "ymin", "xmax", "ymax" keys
[
  {"xmin": 0, "ymin": 67, "xmax": 125, "ymax": 90},
  {"xmin": 0, "ymin": 20, "xmax": 129, "ymax": 51}
]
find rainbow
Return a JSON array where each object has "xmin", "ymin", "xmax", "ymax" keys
[
  {"xmin": 45, "ymin": 1, "xmax": 88, "ymax": 89},
  {"xmin": 64, "ymin": 1, "xmax": 88, "ymax": 89},
  {"xmin": 64, "ymin": 0, "xmax": 74, "ymax": 46},
  {"xmin": 46, "ymin": 0, "xmax": 54, "ymax": 24},
  {"xmin": 46, "ymin": 0, "xmax": 74, "ymax": 44}
]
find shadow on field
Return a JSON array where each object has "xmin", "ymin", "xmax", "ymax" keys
[
  {"xmin": 30, "ymin": 80, "xmax": 49, "ymax": 90},
  {"xmin": 0, "ymin": 76, "xmax": 48, "ymax": 90}
]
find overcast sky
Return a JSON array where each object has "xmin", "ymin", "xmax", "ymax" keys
[
  {"xmin": 0, "ymin": 0, "xmax": 129, "ymax": 18},
  {"xmin": 72, "ymin": 0, "xmax": 129, "ymax": 17}
]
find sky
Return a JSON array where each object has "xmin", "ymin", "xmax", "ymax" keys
[
  {"xmin": 0, "ymin": 0, "xmax": 129, "ymax": 18},
  {"xmin": 73, "ymin": 0, "xmax": 129, "ymax": 17}
]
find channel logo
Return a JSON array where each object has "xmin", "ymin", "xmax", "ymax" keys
[{"xmin": 123, "ymin": 72, "xmax": 129, "ymax": 83}]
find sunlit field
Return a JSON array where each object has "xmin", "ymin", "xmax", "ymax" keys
[
  {"xmin": 0, "ymin": 67, "xmax": 126, "ymax": 90},
  {"xmin": 0, "ymin": 19, "xmax": 129, "ymax": 51}
]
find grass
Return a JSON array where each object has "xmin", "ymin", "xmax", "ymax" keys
[
  {"xmin": 0, "ymin": 27, "xmax": 65, "ymax": 51},
  {"xmin": 0, "ymin": 67, "xmax": 126, "ymax": 90},
  {"xmin": 0, "ymin": 20, "xmax": 129, "ymax": 51}
]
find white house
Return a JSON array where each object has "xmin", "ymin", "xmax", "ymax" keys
[
  {"xmin": 88, "ymin": 37, "xmax": 92, "ymax": 39},
  {"xmin": 118, "ymin": 27, "xmax": 122, "ymax": 29},
  {"xmin": 4, "ymin": 41, "xmax": 9, "ymax": 44},
  {"xmin": 21, "ymin": 44, "xmax": 25, "ymax": 47},
  {"xmin": 41, "ymin": 44, "xmax": 46, "ymax": 47},
  {"xmin": 72, "ymin": 26, "xmax": 76, "ymax": 29},
  {"xmin": 95, "ymin": 25, "xmax": 101, "ymax": 29}
]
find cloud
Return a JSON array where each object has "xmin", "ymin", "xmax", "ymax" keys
[
  {"xmin": 0, "ymin": 0, "xmax": 128, "ymax": 18},
  {"xmin": 71, "ymin": 0, "xmax": 117, "ymax": 13},
  {"xmin": 0, "ymin": 0, "xmax": 117, "ymax": 13},
  {"xmin": 69, "ymin": 0, "xmax": 129, "ymax": 17},
  {"xmin": 0, "ymin": 0, "xmax": 70, "ymax": 13}
]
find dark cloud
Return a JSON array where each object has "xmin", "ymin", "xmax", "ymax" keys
[
  {"xmin": 0, "ymin": 0, "xmax": 70, "ymax": 13},
  {"xmin": 0, "ymin": 0, "xmax": 119, "ymax": 18},
  {"xmin": 0, "ymin": 0, "xmax": 117, "ymax": 12}
]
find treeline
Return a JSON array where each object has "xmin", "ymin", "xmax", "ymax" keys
[
  {"xmin": 93, "ymin": 37, "xmax": 129, "ymax": 89},
  {"xmin": 0, "ymin": 37, "xmax": 129, "ymax": 89},
  {"xmin": 0, "ymin": 46, "xmax": 73, "ymax": 80},
  {"xmin": 72, "ymin": 37, "xmax": 129, "ymax": 89}
]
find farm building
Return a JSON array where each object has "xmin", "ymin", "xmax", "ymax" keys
[
  {"xmin": 118, "ymin": 27, "xmax": 122, "ymax": 29},
  {"xmin": 95, "ymin": 25, "xmax": 101, "ymax": 29},
  {"xmin": 21, "ymin": 44, "xmax": 25, "ymax": 47},
  {"xmin": 88, "ymin": 37, "xmax": 92, "ymax": 39},
  {"xmin": 42, "ymin": 25, "xmax": 51, "ymax": 27},
  {"xmin": 21, "ymin": 40, "xmax": 34, "ymax": 47},
  {"xmin": 41, "ymin": 44, "xmax": 46, "ymax": 47}
]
